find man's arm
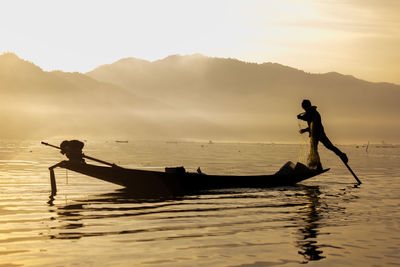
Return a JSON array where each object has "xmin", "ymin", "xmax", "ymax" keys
[
  {"xmin": 299, "ymin": 127, "xmax": 310, "ymax": 134},
  {"xmin": 297, "ymin": 112, "xmax": 308, "ymax": 121}
]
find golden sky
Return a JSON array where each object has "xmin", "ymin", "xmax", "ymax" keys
[{"xmin": 1, "ymin": 0, "xmax": 399, "ymax": 84}]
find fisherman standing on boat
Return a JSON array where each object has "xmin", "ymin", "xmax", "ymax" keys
[
  {"xmin": 60, "ymin": 140, "xmax": 85, "ymax": 163},
  {"xmin": 297, "ymin": 99, "xmax": 348, "ymax": 170}
]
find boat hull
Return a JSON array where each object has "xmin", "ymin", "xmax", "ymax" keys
[{"xmin": 59, "ymin": 161, "xmax": 329, "ymax": 195}]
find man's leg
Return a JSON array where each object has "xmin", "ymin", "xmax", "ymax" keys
[
  {"xmin": 320, "ymin": 133, "xmax": 348, "ymax": 163},
  {"xmin": 308, "ymin": 134, "xmax": 322, "ymax": 170}
]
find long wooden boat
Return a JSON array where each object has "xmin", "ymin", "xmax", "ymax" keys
[{"xmin": 50, "ymin": 160, "xmax": 329, "ymax": 196}]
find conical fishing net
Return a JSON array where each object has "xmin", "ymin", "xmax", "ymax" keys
[
  {"xmin": 297, "ymin": 120, "xmax": 309, "ymax": 164},
  {"xmin": 307, "ymin": 121, "xmax": 321, "ymax": 169}
]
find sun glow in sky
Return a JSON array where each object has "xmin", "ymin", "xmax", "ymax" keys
[{"xmin": 1, "ymin": 0, "xmax": 399, "ymax": 84}]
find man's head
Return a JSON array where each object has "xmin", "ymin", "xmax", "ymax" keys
[{"xmin": 301, "ymin": 99, "xmax": 312, "ymax": 110}]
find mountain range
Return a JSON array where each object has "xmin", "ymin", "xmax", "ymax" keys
[{"xmin": 1, "ymin": 52, "xmax": 399, "ymax": 143}]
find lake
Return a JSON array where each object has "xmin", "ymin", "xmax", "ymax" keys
[{"xmin": 0, "ymin": 140, "xmax": 399, "ymax": 266}]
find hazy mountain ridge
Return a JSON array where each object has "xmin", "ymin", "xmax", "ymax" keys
[
  {"xmin": 0, "ymin": 53, "xmax": 180, "ymax": 139},
  {"xmin": 87, "ymin": 54, "xmax": 400, "ymax": 142},
  {"xmin": 0, "ymin": 53, "xmax": 142, "ymax": 106},
  {"xmin": 1, "ymin": 52, "xmax": 399, "ymax": 142}
]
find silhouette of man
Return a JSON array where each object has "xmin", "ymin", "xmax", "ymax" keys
[
  {"xmin": 60, "ymin": 140, "xmax": 85, "ymax": 163},
  {"xmin": 297, "ymin": 99, "xmax": 348, "ymax": 170}
]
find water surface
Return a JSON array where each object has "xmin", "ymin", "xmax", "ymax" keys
[{"xmin": 0, "ymin": 141, "xmax": 399, "ymax": 266}]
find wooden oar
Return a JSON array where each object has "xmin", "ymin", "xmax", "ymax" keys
[
  {"xmin": 49, "ymin": 167, "xmax": 57, "ymax": 196},
  {"xmin": 342, "ymin": 160, "xmax": 362, "ymax": 184},
  {"xmin": 41, "ymin": 141, "xmax": 117, "ymax": 167}
]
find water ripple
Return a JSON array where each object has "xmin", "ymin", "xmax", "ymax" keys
[{"xmin": 0, "ymin": 141, "xmax": 399, "ymax": 266}]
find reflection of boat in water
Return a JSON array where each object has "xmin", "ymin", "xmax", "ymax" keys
[
  {"xmin": 48, "ymin": 186, "xmax": 326, "ymax": 243},
  {"xmin": 47, "ymin": 188, "xmax": 186, "ymax": 240},
  {"xmin": 49, "ymin": 160, "xmax": 329, "ymax": 196}
]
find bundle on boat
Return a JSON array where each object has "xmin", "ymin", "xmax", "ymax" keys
[{"xmin": 42, "ymin": 141, "xmax": 329, "ymax": 196}]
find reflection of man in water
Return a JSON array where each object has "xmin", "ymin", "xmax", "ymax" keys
[
  {"xmin": 297, "ymin": 99, "xmax": 348, "ymax": 170},
  {"xmin": 297, "ymin": 186, "xmax": 325, "ymax": 262}
]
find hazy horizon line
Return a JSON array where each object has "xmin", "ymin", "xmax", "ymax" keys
[
  {"xmin": 2, "ymin": 51, "xmax": 399, "ymax": 86},
  {"xmin": 5, "ymin": 137, "xmax": 397, "ymax": 147}
]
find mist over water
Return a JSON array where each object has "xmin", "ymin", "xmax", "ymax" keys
[
  {"xmin": 0, "ymin": 140, "xmax": 399, "ymax": 266},
  {"xmin": 2, "ymin": 53, "xmax": 400, "ymax": 143}
]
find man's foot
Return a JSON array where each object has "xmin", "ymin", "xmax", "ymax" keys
[
  {"xmin": 316, "ymin": 162, "xmax": 323, "ymax": 171},
  {"xmin": 340, "ymin": 153, "xmax": 348, "ymax": 164}
]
